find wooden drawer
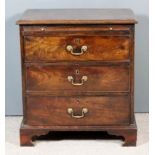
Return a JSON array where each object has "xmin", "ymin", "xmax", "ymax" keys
[
  {"xmin": 26, "ymin": 64, "xmax": 129, "ymax": 93},
  {"xmin": 25, "ymin": 95, "xmax": 130, "ymax": 126},
  {"xmin": 24, "ymin": 35, "xmax": 130, "ymax": 62}
]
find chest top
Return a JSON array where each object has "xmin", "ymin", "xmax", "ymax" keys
[{"xmin": 16, "ymin": 9, "xmax": 137, "ymax": 25}]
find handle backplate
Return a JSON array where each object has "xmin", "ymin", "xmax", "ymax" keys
[
  {"xmin": 67, "ymin": 108, "xmax": 88, "ymax": 118},
  {"xmin": 67, "ymin": 75, "xmax": 87, "ymax": 86},
  {"xmin": 66, "ymin": 45, "xmax": 87, "ymax": 56}
]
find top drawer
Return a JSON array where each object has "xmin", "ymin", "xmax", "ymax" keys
[{"xmin": 23, "ymin": 25, "xmax": 131, "ymax": 62}]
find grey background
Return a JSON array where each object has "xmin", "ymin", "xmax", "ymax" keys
[{"xmin": 5, "ymin": 0, "xmax": 149, "ymax": 115}]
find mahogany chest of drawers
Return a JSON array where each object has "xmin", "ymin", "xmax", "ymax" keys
[{"xmin": 17, "ymin": 9, "xmax": 137, "ymax": 146}]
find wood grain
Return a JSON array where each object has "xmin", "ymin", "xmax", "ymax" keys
[
  {"xmin": 26, "ymin": 64, "xmax": 129, "ymax": 92},
  {"xmin": 16, "ymin": 9, "xmax": 137, "ymax": 25},
  {"xmin": 24, "ymin": 35, "xmax": 130, "ymax": 62},
  {"xmin": 20, "ymin": 120, "xmax": 137, "ymax": 146},
  {"xmin": 22, "ymin": 25, "xmax": 131, "ymax": 34},
  {"xmin": 25, "ymin": 95, "xmax": 130, "ymax": 126}
]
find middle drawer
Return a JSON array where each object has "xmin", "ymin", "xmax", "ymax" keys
[{"xmin": 25, "ymin": 64, "xmax": 130, "ymax": 93}]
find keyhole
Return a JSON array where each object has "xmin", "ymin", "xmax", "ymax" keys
[
  {"xmin": 76, "ymin": 98, "xmax": 80, "ymax": 104},
  {"xmin": 75, "ymin": 69, "xmax": 79, "ymax": 75},
  {"xmin": 75, "ymin": 38, "xmax": 80, "ymax": 45}
]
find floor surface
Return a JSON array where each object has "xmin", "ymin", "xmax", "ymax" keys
[{"xmin": 5, "ymin": 113, "xmax": 148, "ymax": 155}]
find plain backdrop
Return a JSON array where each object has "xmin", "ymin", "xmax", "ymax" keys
[{"xmin": 5, "ymin": 0, "xmax": 149, "ymax": 115}]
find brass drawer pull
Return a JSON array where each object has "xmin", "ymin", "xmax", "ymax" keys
[
  {"xmin": 67, "ymin": 76, "xmax": 87, "ymax": 86},
  {"xmin": 67, "ymin": 108, "xmax": 88, "ymax": 119},
  {"xmin": 66, "ymin": 45, "xmax": 87, "ymax": 56}
]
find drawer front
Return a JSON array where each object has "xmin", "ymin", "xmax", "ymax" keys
[
  {"xmin": 26, "ymin": 64, "xmax": 129, "ymax": 92},
  {"xmin": 26, "ymin": 96, "xmax": 130, "ymax": 126},
  {"xmin": 24, "ymin": 35, "xmax": 130, "ymax": 62}
]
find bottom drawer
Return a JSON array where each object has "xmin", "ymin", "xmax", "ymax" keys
[{"xmin": 25, "ymin": 95, "xmax": 130, "ymax": 126}]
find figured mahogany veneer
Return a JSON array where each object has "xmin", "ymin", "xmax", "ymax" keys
[
  {"xmin": 26, "ymin": 64, "xmax": 129, "ymax": 92},
  {"xmin": 25, "ymin": 95, "xmax": 130, "ymax": 126},
  {"xmin": 17, "ymin": 9, "xmax": 137, "ymax": 146},
  {"xmin": 24, "ymin": 35, "xmax": 130, "ymax": 62}
]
